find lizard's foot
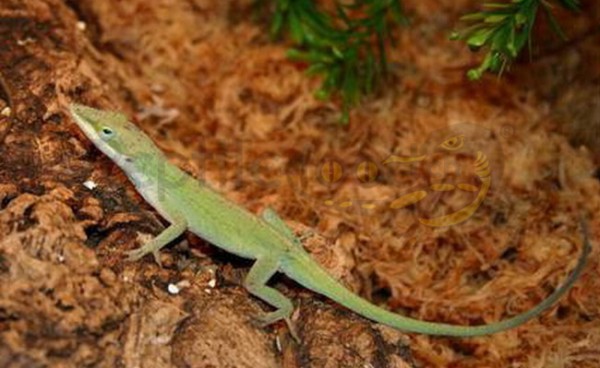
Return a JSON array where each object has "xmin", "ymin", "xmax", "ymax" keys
[
  {"xmin": 252, "ymin": 313, "xmax": 299, "ymax": 342},
  {"xmin": 125, "ymin": 246, "xmax": 163, "ymax": 267},
  {"xmin": 285, "ymin": 317, "xmax": 300, "ymax": 342}
]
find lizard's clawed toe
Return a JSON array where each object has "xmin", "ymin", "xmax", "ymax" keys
[
  {"xmin": 125, "ymin": 248, "xmax": 150, "ymax": 262},
  {"xmin": 125, "ymin": 247, "xmax": 164, "ymax": 267},
  {"xmin": 251, "ymin": 315, "xmax": 299, "ymax": 342}
]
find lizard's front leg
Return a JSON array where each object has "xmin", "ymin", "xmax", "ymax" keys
[
  {"xmin": 126, "ymin": 212, "xmax": 188, "ymax": 264},
  {"xmin": 244, "ymin": 256, "xmax": 298, "ymax": 340}
]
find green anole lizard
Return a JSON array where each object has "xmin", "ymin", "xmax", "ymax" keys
[{"xmin": 69, "ymin": 103, "xmax": 590, "ymax": 338}]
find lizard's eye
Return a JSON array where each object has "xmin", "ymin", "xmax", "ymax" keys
[{"xmin": 100, "ymin": 127, "xmax": 115, "ymax": 140}]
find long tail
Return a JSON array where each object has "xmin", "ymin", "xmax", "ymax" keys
[{"xmin": 283, "ymin": 225, "xmax": 591, "ymax": 337}]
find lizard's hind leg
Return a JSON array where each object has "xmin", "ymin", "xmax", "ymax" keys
[{"xmin": 244, "ymin": 256, "xmax": 298, "ymax": 339}]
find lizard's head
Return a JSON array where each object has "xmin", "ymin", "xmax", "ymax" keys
[{"xmin": 69, "ymin": 104, "xmax": 159, "ymax": 166}]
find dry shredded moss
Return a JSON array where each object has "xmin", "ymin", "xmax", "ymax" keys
[{"xmin": 1, "ymin": 0, "xmax": 599, "ymax": 366}]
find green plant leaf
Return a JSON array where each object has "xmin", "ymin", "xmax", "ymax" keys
[
  {"xmin": 452, "ymin": 0, "xmax": 579, "ymax": 79},
  {"xmin": 256, "ymin": 0, "xmax": 406, "ymax": 124}
]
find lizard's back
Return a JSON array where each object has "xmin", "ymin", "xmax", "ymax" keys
[{"xmin": 168, "ymin": 175, "xmax": 293, "ymax": 260}]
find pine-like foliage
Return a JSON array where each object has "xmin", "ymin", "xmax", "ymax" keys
[
  {"xmin": 255, "ymin": 0, "xmax": 582, "ymax": 123},
  {"xmin": 257, "ymin": 0, "xmax": 406, "ymax": 123},
  {"xmin": 451, "ymin": 0, "xmax": 581, "ymax": 80}
]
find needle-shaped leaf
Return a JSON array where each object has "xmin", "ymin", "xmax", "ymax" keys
[
  {"xmin": 452, "ymin": 0, "xmax": 580, "ymax": 79},
  {"xmin": 256, "ymin": 0, "xmax": 406, "ymax": 123}
]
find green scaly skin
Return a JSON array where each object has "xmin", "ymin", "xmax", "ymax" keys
[{"xmin": 69, "ymin": 103, "xmax": 590, "ymax": 337}]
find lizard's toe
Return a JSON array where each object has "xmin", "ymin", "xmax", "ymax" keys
[
  {"xmin": 250, "ymin": 315, "xmax": 299, "ymax": 342},
  {"xmin": 125, "ymin": 248, "xmax": 149, "ymax": 262},
  {"xmin": 151, "ymin": 250, "xmax": 163, "ymax": 267},
  {"xmin": 125, "ymin": 247, "xmax": 164, "ymax": 267}
]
